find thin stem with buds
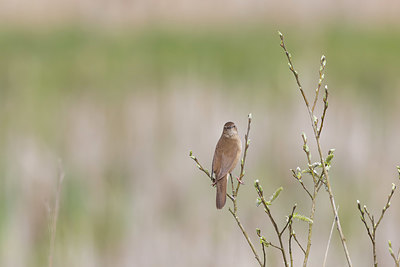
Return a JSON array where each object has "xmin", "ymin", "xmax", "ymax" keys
[
  {"xmin": 388, "ymin": 241, "xmax": 400, "ymax": 267},
  {"xmin": 279, "ymin": 31, "xmax": 353, "ymax": 267},
  {"xmin": 357, "ymin": 183, "xmax": 397, "ymax": 267},
  {"xmin": 255, "ymin": 181, "xmax": 291, "ymax": 267}
]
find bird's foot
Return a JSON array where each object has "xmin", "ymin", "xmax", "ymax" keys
[{"xmin": 236, "ymin": 177, "xmax": 244, "ymax": 185}]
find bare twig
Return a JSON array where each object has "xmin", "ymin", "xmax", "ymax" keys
[
  {"xmin": 48, "ymin": 160, "xmax": 65, "ymax": 267},
  {"xmin": 323, "ymin": 207, "xmax": 339, "ymax": 267},
  {"xmin": 288, "ymin": 225, "xmax": 294, "ymax": 267},
  {"xmin": 291, "ymin": 168, "xmax": 313, "ymax": 200},
  {"xmin": 229, "ymin": 207, "xmax": 263, "ymax": 266},
  {"xmin": 357, "ymin": 183, "xmax": 397, "ymax": 267},
  {"xmin": 279, "ymin": 31, "xmax": 353, "ymax": 267},
  {"xmin": 292, "ymin": 232, "xmax": 306, "ymax": 254}
]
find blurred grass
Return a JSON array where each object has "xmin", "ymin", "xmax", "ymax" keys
[
  {"xmin": 1, "ymin": 25, "xmax": 399, "ymax": 94},
  {"xmin": 1, "ymin": 25, "xmax": 399, "ymax": 122},
  {"xmin": 1, "ymin": 25, "xmax": 399, "ymax": 141}
]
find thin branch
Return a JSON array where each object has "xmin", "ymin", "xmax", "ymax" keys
[
  {"xmin": 280, "ymin": 205, "xmax": 297, "ymax": 236},
  {"xmin": 357, "ymin": 183, "xmax": 397, "ymax": 267},
  {"xmin": 229, "ymin": 208, "xmax": 263, "ymax": 266},
  {"xmin": 375, "ymin": 183, "xmax": 396, "ymax": 228},
  {"xmin": 279, "ymin": 32, "xmax": 309, "ymax": 107},
  {"xmin": 279, "ymin": 31, "xmax": 353, "ymax": 267},
  {"xmin": 289, "ymin": 224, "xmax": 294, "ymax": 267},
  {"xmin": 235, "ymin": 113, "xmax": 252, "ymax": 198},
  {"xmin": 312, "ymin": 55, "xmax": 327, "ymax": 113},
  {"xmin": 255, "ymin": 181, "xmax": 288, "ymax": 267},
  {"xmin": 189, "ymin": 151, "xmax": 213, "ymax": 182},
  {"xmin": 262, "ymin": 242, "xmax": 267, "ymax": 267},
  {"xmin": 323, "ymin": 207, "xmax": 339, "ymax": 267},
  {"xmin": 293, "ymin": 232, "xmax": 306, "ymax": 255},
  {"xmin": 317, "ymin": 86, "xmax": 329, "ymax": 138},
  {"xmin": 230, "ymin": 174, "xmax": 235, "ymax": 196},
  {"xmin": 388, "ymin": 241, "xmax": 400, "ymax": 267},
  {"xmin": 291, "ymin": 169, "xmax": 313, "ymax": 200}
]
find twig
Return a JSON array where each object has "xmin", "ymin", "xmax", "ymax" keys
[
  {"xmin": 323, "ymin": 206, "xmax": 339, "ymax": 267},
  {"xmin": 288, "ymin": 224, "xmax": 294, "ymax": 267},
  {"xmin": 229, "ymin": 207, "xmax": 263, "ymax": 266},
  {"xmin": 292, "ymin": 232, "xmax": 306, "ymax": 254},
  {"xmin": 357, "ymin": 183, "xmax": 397, "ymax": 267},
  {"xmin": 234, "ymin": 113, "xmax": 252, "ymax": 198},
  {"xmin": 48, "ymin": 160, "xmax": 65, "ymax": 267},
  {"xmin": 312, "ymin": 55, "xmax": 327, "ymax": 113},
  {"xmin": 299, "ymin": 132, "xmax": 318, "ymax": 267},
  {"xmin": 256, "ymin": 228, "xmax": 268, "ymax": 267},
  {"xmin": 281, "ymin": 205, "xmax": 297, "ymax": 236},
  {"xmin": 291, "ymin": 168, "xmax": 313, "ymax": 200},
  {"xmin": 279, "ymin": 31, "xmax": 353, "ymax": 267},
  {"xmin": 388, "ymin": 240, "xmax": 400, "ymax": 267},
  {"xmin": 189, "ymin": 151, "xmax": 213, "ymax": 182},
  {"xmin": 262, "ymin": 241, "xmax": 267, "ymax": 267},
  {"xmin": 318, "ymin": 86, "xmax": 328, "ymax": 138},
  {"xmin": 255, "ymin": 181, "xmax": 289, "ymax": 267},
  {"xmin": 285, "ymin": 206, "xmax": 297, "ymax": 267}
]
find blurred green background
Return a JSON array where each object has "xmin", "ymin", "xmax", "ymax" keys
[{"xmin": 1, "ymin": 1, "xmax": 400, "ymax": 266}]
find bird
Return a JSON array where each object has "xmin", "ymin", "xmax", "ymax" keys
[{"xmin": 212, "ymin": 122, "xmax": 242, "ymax": 209}]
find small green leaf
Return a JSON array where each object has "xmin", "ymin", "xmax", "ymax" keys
[
  {"xmin": 268, "ymin": 187, "xmax": 283, "ymax": 203},
  {"xmin": 256, "ymin": 228, "xmax": 261, "ymax": 237},
  {"xmin": 311, "ymin": 162, "xmax": 322, "ymax": 168},
  {"xmin": 325, "ymin": 154, "xmax": 334, "ymax": 165},
  {"xmin": 256, "ymin": 197, "xmax": 262, "ymax": 207},
  {"xmin": 293, "ymin": 213, "xmax": 313, "ymax": 224}
]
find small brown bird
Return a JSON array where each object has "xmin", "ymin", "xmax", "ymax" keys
[{"xmin": 212, "ymin": 122, "xmax": 242, "ymax": 209}]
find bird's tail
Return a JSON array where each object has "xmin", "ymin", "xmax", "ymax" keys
[{"xmin": 216, "ymin": 174, "xmax": 227, "ymax": 209}]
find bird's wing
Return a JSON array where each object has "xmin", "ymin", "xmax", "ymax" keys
[{"xmin": 216, "ymin": 145, "xmax": 240, "ymax": 181}]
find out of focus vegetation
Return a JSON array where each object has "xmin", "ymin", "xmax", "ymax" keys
[{"xmin": 1, "ymin": 25, "xmax": 400, "ymax": 266}]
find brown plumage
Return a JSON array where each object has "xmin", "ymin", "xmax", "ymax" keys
[{"xmin": 212, "ymin": 122, "xmax": 242, "ymax": 209}]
